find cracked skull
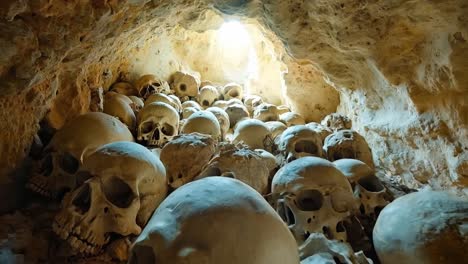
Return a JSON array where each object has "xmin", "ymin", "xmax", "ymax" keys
[
  {"xmin": 277, "ymin": 125, "xmax": 324, "ymax": 164},
  {"xmin": 27, "ymin": 112, "xmax": 134, "ymax": 199},
  {"xmin": 323, "ymin": 130, "xmax": 374, "ymax": 169},
  {"xmin": 135, "ymin": 74, "xmax": 170, "ymax": 99},
  {"xmin": 137, "ymin": 102, "xmax": 179, "ymax": 147},
  {"xmin": 334, "ymin": 159, "xmax": 391, "ymax": 218},
  {"xmin": 270, "ymin": 157, "xmax": 357, "ymax": 245},
  {"xmin": 53, "ymin": 141, "xmax": 167, "ymax": 255}
]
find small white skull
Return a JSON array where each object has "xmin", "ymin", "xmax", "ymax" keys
[
  {"xmin": 197, "ymin": 143, "xmax": 277, "ymax": 195},
  {"xmin": 129, "ymin": 177, "xmax": 299, "ymax": 264},
  {"xmin": 277, "ymin": 125, "xmax": 324, "ymax": 163},
  {"xmin": 373, "ymin": 190, "xmax": 468, "ymax": 264},
  {"xmin": 160, "ymin": 133, "xmax": 216, "ymax": 189},
  {"xmin": 170, "ymin": 71, "xmax": 200, "ymax": 98},
  {"xmin": 280, "ymin": 112, "xmax": 306, "ymax": 127},
  {"xmin": 145, "ymin": 93, "xmax": 181, "ymax": 113},
  {"xmin": 321, "ymin": 113, "xmax": 352, "ymax": 131},
  {"xmin": 253, "ymin": 103, "xmax": 279, "ymax": 122},
  {"xmin": 53, "ymin": 142, "xmax": 167, "ymax": 255},
  {"xmin": 135, "ymin": 74, "xmax": 170, "ymax": 99},
  {"xmin": 27, "ymin": 112, "xmax": 134, "ymax": 199},
  {"xmin": 181, "ymin": 110, "xmax": 221, "ymax": 140},
  {"xmin": 110, "ymin": 82, "xmax": 138, "ymax": 96},
  {"xmin": 103, "ymin": 93, "xmax": 136, "ymax": 130},
  {"xmin": 334, "ymin": 159, "xmax": 390, "ymax": 217},
  {"xmin": 232, "ymin": 119, "xmax": 273, "ymax": 152},
  {"xmin": 137, "ymin": 102, "xmax": 180, "ymax": 147},
  {"xmin": 225, "ymin": 103, "xmax": 250, "ymax": 128},
  {"xmin": 270, "ymin": 157, "xmax": 357, "ymax": 245},
  {"xmin": 197, "ymin": 85, "xmax": 219, "ymax": 108},
  {"xmin": 206, "ymin": 107, "xmax": 230, "ymax": 140},
  {"xmin": 323, "ymin": 130, "xmax": 374, "ymax": 169},
  {"xmin": 222, "ymin": 82, "xmax": 244, "ymax": 100},
  {"xmin": 243, "ymin": 94, "xmax": 264, "ymax": 115}
]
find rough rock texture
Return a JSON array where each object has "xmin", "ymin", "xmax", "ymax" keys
[{"xmin": 0, "ymin": 0, "xmax": 467, "ymax": 211}]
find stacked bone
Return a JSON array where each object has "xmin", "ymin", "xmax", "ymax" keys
[{"xmin": 24, "ymin": 71, "xmax": 468, "ymax": 264}]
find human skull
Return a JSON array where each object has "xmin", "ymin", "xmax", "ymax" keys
[
  {"xmin": 137, "ymin": 102, "xmax": 179, "ymax": 147},
  {"xmin": 225, "ymin": 103, "xmax": 250, "ymax": 128},
  {"xmin": 53, "ymin": 142, "xmax": 167, "ymax": 255},
  {"xmin": 306, "ymin": 122, "xmax": 332, "ymax": 144},
  {"xmin": 373, "ymin": 190, "xmax": 468, "ymax": 264},
  {"xmin": 212, "ymin": 100, "xmax": 229, "ymax": 109},
  {"xmin": 27, "ymin": 112, "xmax": 134, "ymax": 199},
  {"xmin": 270, "ymin": 157, "xmax": 357, "ymax": 245},
  {"xmin": 160, "ymin": 133, "xmax": 216, "ymax": 189},
  {"xmin": 128, "ymin": 96, "xmax": 145, "ymax": 113},
  {"xmin": 197, "ymin": 143, "xmax": 276, "ymax": 195},
  {"xmin": 243, "ymin": 94, "xmax": 264, "ymax": 115},
  {"xmin": 323, "ymin": 130, "xmax": 374, "ymax": 169},
  {"xmin": 280, "ymin": 112, "xmax": 306, "ymax": 127},
  {"xmin": 206, "ymin": 107, "xmax": 230, "ymax": 140},
  {"xmin": 299, "ymin": 233, "xmax": 372, "ymax": 264},
  {"xmin": 170, "ymin": 71, "xmax": 200, "ymax": 98},
  {"xmin": 182, "ymin": 100, "xmax": 202, "ymax": 110},
  {"xmin": 253, "ymin": 103, "xmax": 279, "ymax": 122},
  {"xmin": 135, "ymin": 74, "xmax": 170, "ymax": 99},
  {"xmin": 128, "ymin": 177, "xmax": 299, "ymax": 264},
  {"xmin": 197, "ymin": 85, "xmax": 219, "ymax": 108},
  {"xmin": 277, "ymin": 125, "xmax": 324, "ymax": 163},
  {"xmin": 110, "ymin": 82, "xmax": 138, "ymax": 96},
  {"xmin": 276, "ymin": 105, "xmax": 291, "ymax": 115},
  {"xmin": 321, "ymin": 113, "xmax": 352, "ymax": 131},
  {"xmin": 103, "ymin": 93, "xmax": 136, "ymax": 130},
  {"xmin": 182, "ymin": 106, "xmax": 200, "ymax": 119},
  {"xmin": 265, "ymin": 121, "xmax": 287, "ymax": 142},
  {"xmin": 181, "ymin": 111, "xmax": 221, "ymax": 140},
  {"xmin": 334, "ymin": 159, "xmax": 390, "ymax": 217},
  {"xmin": 222, "ymin": 82, "xmax": 244, "ymax": 100},
  {"xmin": 167, "ymin": 95, "xmax": 182, "ymax": 111},
  {"xmin": 232, "ymin": 119, "xmax": 273, "ymax": 152},
  {"xmin": 145, "ymin": 93, "xmax": 181, "ymax": 113}
]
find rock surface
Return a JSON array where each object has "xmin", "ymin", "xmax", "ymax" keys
[{"xmin": 0, "ymin": 0, "xmax": 466, "ymax": 211}]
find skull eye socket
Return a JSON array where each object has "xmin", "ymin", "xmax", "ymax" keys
[
  {"xmin": 179, "ymin": 84, "xmax": 187, "ymax": 92},
  {"xmin": 202, "ymin": 100, "xmax": 210, "ymax": 106},
  {"xmin": 294, "ymin": 140, "xmax": 318, "ymax": 155},
  {"xmin": 152, "ymin": 82, "xmax": 161, "ymax": 87},
  {"xmin": 60, "ymin": 152, "xmax": 79, "ymax": 174},
  {"xmin": 72, "ymin": 183, "xmax": 91, "ymax": 214},
  {"xmin": 358, "ymin": 176, "xmax": 384, "ymax": 192},
  {"xmin": 140, "ymin": 122, "xmax": 155, "ymax": 134},
  {"xmin": 40, "ymin": 153, "xmax": 53, "ymax": 176},
  {"xmin": 296, "ymin": 189, "xmax": 323, "ymax": 211},
  {"xmin": 161, "ymin": 123, "xmax": 175, "ymax": 136},
  {"xmin": 103, "ymin": 176, "xmax": 135, "ymax": 208}
]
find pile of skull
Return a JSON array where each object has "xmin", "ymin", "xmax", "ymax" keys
[{"xmin": 26, "ymin": 71, "xmax": 468, "ymax": 264}]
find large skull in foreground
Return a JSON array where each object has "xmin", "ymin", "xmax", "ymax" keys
[
  {"xmin": 129, "ymin": 177, "xmax": 299, "ymax": 264},
  {"xmin": 373, "ymin": 190, "xmax": 468, "ymax": 264},
  {"xmin": 53, "ymin": 142, "xmax": 167, "ymax": 255},
  {"xmin": 160, "ymin": 133, "xmax": 216, "ymax": 189},
  {"xmin": 323, "ymin": 130, "xmax": 374, "ymax": 169},
  {"xmin": 135, "ymin": 74, "xmax": 170, "ymax": 99},
  {"xmin": 27, "ymin": 112, "xmax": 134, "ymax": 199},
  {"xmin": 137, "ymin": 102, "xmax": 179, "ymax": 147},
  {"xmin": 270, "ymin": 157, "xmax": 357, "ymax": 245}
]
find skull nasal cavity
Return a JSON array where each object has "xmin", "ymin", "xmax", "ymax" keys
[
  {"xmin": 72, "ymin": 183, "xmax": 91, "ymax": 213},
  {"xmin": 103, "ymin": 176, "xmax": 135, "ymax": 208},
  {"xmin": 294, "ymin": 140, "xmax": 317, "ymax": 154},
  {"xmin": 297, "ymin": 189, "xmax": 323, "ymax": 211},
  {"xmin": 358, "ymin": 176, "xmax": 384, "ymax": 192}
]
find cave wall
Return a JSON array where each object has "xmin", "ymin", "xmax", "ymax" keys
[{"xmin": 0, "ymin": 0, "xmax": 466, "ymax": 211}]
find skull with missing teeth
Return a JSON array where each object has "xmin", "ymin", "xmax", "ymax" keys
[
  {"xmin": 27, "ymin": 112, "xmax": 134, "ymax": 199},
  {"xmin": 135, "ymin": 74, "xmax": 170, "ymax": 99},
  {"xmin": 323, "ymin": 130, "xmax": 374, "ymax": 169},
  {"xmin": 53, "ymin": 142, "xmax": 167, "ymax": 255},
  {"xmin": 270, "ymin": 157, "xmax": 357, "ymax": 245},
  {"xmin": 334, "ymin": 159, "xmax": 390, "ymax": 218},
  {"xmin": 137, "ymin": 102, "xmax": 180, "ymax": 147},
  {"xmin": 277, "ymin": 125, "xmax": 323, "ymax": 163},
  {"xmin": 170, "ymin": 71, "xmax": 200, "ymax": 98}
]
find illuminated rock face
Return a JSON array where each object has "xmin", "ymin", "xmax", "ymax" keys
[{"xmin": 0, "ymin": 0, "xmax": 467, "ymax": 211}]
